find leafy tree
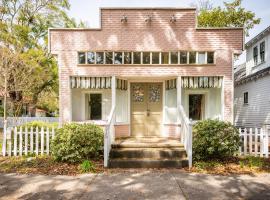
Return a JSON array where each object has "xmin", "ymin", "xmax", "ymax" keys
[
  {"xmin": 0, "ymin": 0, "xmax": 85, "ymax": 118},
  {"xmin": 197, "ymin": 0, "xmax": 260, "ymax": 36}
]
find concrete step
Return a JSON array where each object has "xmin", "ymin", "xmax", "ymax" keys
[
  {"xmin": 110, "ymin": 148, "xmax": 187, "ymax": 159},
  {"xmin": 111, "ymin": 142, "xmax": 184, "ymax": 149},
  {"xmin": 109, "ymin": 158, "xmax": 188, "ymax": 168}
]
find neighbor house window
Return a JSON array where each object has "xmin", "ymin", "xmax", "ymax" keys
[
  {"xmin": 161, "ymin": 52, "xmax": 169, "ymax": 64},
  {"xmin": 143, "ymin": 52, "xmax": 151, "ymax": 64},
  {"xmin": 105, "ymin": 52, "xmax": 113, "ymax": 64},
  {"xmin": 133, "ymin": 52, "xmax": 141, "ymax": 64},
  {"xmin": 78, "ymin": 52, "xmax": 86, "ymax": 64},
  {"xmin": 260, "ymin": 41, "xmax": 265, "ymax": 63},
  {"xmin": 244, "ymin": 92, "xmax": 248, "ymax": 104},
  {"xmin": 189, "ymin": 52, "xmax": 196, "ymax": 64},
  {"xmin": 180, "ymin": 52, "xmax": 187, "ymax": 64},
  {"xmin": 124, "ymin": 52, "xmax": 132, "ymax": 64},
  {"xmin": 96, "ymin": 52, "xmax": 104, "ymax": 64},
  {"xmin": 253, "ymin": 46, "xmax": 258, "ymax": 65},
  {"xmin": 114, "ymin": 52, "xmax": 123, "ymax": 64},
  {"xmin": 207, "ymin": 52, "xmax": 214, "ymax": 64},
  {"xmin": 87, "ymin": 52, "xmax": 95, "ymax": 64},
  {"xmin": 152, "ymin": 52, "xmax": 160, "ymax": 64},
  {"xmin": 170, "ymin": 52, "xmax": 178, "ymax": 64},
  {"xmin": 198, "ymin": 52, "xmax": 206, "ymax": 64}
]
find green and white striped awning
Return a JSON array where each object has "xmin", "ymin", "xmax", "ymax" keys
[
  {"xmin": 182, "ymin": 76, "xmax": 222, "ymax": 88},
  {"xmin": 70, "ymin": 76, "xmax": 127, "ymax": 90}
]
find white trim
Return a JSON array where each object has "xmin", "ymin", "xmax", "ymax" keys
[
  {"xmin": 127, "ymin": 80, "xmax": 131, "ymax": 136},
  {"xmin": 162, "ymin": 80, "xmax": 166, "ymax": 137}
]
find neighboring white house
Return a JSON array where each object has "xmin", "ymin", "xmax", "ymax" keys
[{"xmin": 234, "ymin": 26, "xmax": 270, "ymax": 128}]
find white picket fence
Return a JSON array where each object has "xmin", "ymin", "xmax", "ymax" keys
[
  {"xmin": 238, "ymin": 126, "xmax": 269, "ymax": 157},
  {"xmin": 2, "ymin": 126, "xmax": 56, "ymax": 156}
]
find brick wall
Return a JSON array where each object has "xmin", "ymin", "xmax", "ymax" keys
[{"xmin": 49, "ymin": 8, "xmax": 243, "ymax": 124}]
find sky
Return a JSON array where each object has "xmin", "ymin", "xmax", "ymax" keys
[{"xmin": 68, "ymin": 0, "xmax": 270, "ymax": 64}]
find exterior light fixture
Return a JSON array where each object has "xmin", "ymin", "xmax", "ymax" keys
[
  {"xmin": 145, "ymin": 15, "xmax": 152, "ymax": 23},
  {"xmin": 121, "ymin": 15, "xmax": 127, "ymax": 23},
  {"xmin": 170, "ymin": 15, "xmax": 176, "ymax": 23}
]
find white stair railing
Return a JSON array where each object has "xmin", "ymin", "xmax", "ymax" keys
[
  {"xmin": 178, "ymin": 105, "xmax": 193, "ymax": 168},
  {"xmin": 104, "ymin": 106, "xmax": 115, "ymax": 167}
]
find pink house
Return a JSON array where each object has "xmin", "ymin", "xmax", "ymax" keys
[{"xmin": 49, "ymin": 8, "xmax": 243, "ymax": 168}]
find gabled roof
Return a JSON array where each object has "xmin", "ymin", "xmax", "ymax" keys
[{"xmin": 245, "ymin": 25, "xmax": 270, "ymax": 48}]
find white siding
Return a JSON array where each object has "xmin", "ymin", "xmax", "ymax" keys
[
  {"xmin": 164, "ymin": 89, "xmax": 177, "ymax": 123},
  {"xmin": 246, "ymin": 33, "xmax": 270, "ymax": 75},
  {"xmin": 234, "ymin": 75, "xmax": 270, "ymax": 127},
  {"xmin": 116, "ymin": 89, "xmax": 128, "ymax": 123}
]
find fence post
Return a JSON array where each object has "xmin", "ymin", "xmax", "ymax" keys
[
  {"xmin": 244, "ymin": 128, "xmax": 247, "ymax": 155},
  {"xmin": 30, "ymin": 126, "xmax": 33, "ymax": 153},
  {"xmin": 36, "ymin": 127, "xmax": 39, "ymax": 155},
  {"xmin": 264, "ymin": 125, "xmax": 269, "ymax": 158},
  {"xmin": 25, "ymin": 126, "xmax": 28, "ymax": 155},
  {"xmin": 249, "ymin": 128, "xmax": 253, "ymax": 155},
  {"xmin": 8, "ymin": 128, "xmax": 12, "ymax": 156},
  {"xmin": 41, "ymin": 127, "xmax": 44, "ymax": 155},
  {"xmin": 19, "ymin": 126, "xmax": 23, "ymax": 156},
  {"xmin": 2, "ymin": 124, "xmax": 7, "ymax": 156},
  {"xmin": 238, "ymin": 128, "xmax": 242, "ymax": 155},
  {"xmin": 254, "ymin": 128, "xmax": 258, "ymax": 156},
  {"xmin": 260, "ymin": 128, "xmax": 264, "ymax": 157},
  {"xmin": 46, "ymin": 127, "xmax": 49, "ymax": 155},
  {"xmin": 14, "ymin": 127, "xmax": 17, "ymax": 156}
]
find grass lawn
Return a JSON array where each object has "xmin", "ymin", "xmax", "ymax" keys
[
  {"xmin": 190, "ymin": 156, "xmax": 270, "ymax": 175},
  {"xmin": 0, "ymin": 156, "xmax": 104, "ymax": 175}
]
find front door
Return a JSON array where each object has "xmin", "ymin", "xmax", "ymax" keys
[
  {"xmin": 131, "ymin": 83, "xmax": 163, "ymax": 136},
  {"xmin": 189, "ymin": 94, "xmax": 205, "ymax": 120}
]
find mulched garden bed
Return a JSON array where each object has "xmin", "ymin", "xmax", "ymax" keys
[
  {"xmin": 0, "ymin": 156, "xmax": 269, "ymax": 176},
  {"xmin": 0, "ymin": 156, "xmax": 104, "ymax": 176},
  {"xmin": 188, "ymin": 156, "xmax": 270, "ymax": 175}
]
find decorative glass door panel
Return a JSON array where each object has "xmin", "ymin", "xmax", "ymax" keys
[{"xmin": 131, "ymin": 83, "xmax": 162, "ymax": 136}]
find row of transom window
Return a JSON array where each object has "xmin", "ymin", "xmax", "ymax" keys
[{"xmin": 78, "ymin": 51, "xmax": 215, "ymax": 65}]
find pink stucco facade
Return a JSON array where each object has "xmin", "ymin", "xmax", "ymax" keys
[{"xmin": 49, "ymin": 8, "xmax": 243, "ymax": 129}]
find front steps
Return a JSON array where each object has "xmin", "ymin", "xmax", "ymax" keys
[{"xmin": 109, "ymin": 137, "xmax": 188, "ymax": 168}]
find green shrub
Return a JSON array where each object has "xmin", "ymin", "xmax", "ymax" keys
[
  {"xmin": 193, "ymin": 119, "xmax": 240, "ymax": 161},
  {"xmin": 79, "ymin": 160, "xmax": 95, "ymax": 173},
  {"xmin": 51, "ymin": 123, "xmax": 103, "ymax": 163},
  {"xmin": 21, "ymin": 121, "xmax": 58, "ymax": 130}
]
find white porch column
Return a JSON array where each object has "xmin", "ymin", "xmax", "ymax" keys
[
  {"xmin": 111, "ymin": 76, "xmax": 116, "ymax": 110},
  {"xmin": 177, "ymin": 76, "xmax": 183, "ymax": 142}
]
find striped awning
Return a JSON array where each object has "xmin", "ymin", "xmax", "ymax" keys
[
  {"xmin": 70, "ymin": 76, "xmax": 127, "ymax": 90},
  {"xmin": 165, "ymin": 79, "xmax": 177, "ymax": 90},
  {"xmin": 182, "ymin": 76, "xmax": 222, "ymax": 88}
]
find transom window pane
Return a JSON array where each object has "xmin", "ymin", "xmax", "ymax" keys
[
  {"xmin": 198, "ymin": 52, "xmax": 206, "ymax": 64},
  {"xmin": 105, "ymin": 52, "xmax": 113, "ymax": 64},
  {"xmin": 96, "ymin": 52, "xmax": 104, "ymax": 64},
  {"xmin": 133, "ymin": 52, "xmax": 141, "ymax": 64},
  {"xmin": 161, "ymin": 52, "xmax": 169, "ymax": 64},
  {"xmin": 180, "ymin": 52, "xmax": 187, "ymax": 64},
  {"xmin": 114, "ymin": 52, "xmax": 123, "ymax": 64},
  {"xmin": 124, "ymin": 52, "xmax": 132, "ymax": 64},
  {"xmin": 87, "ymin": 52, "xmax": 95, "ymax": 64},
  {"xmin": 170, "ymin": 52, "xmax": 178, "ymax": 64},
  {"xmin": 143, "ymin": 52, "xmax": 151, "ymax": 64},
  {"xmin": 78, "ymin": 52, "xmax": 86, "ymax": 64},
  {"xmin": 152, "ymin": 52, "xmax": 160, "ymax": 64},
  {"xmin": 189, "ymin": 52, "xmax": 196, "ymax": 64},
  {"xmin": 207, "ymin": 52, "xmax": 214, "ymax": 64}
]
